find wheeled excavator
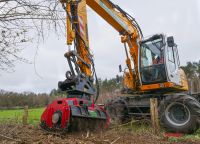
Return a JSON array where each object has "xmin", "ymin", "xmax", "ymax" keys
[{"xmin": 41, "ymin": 0, "xmax": 200, "ymax": 133}]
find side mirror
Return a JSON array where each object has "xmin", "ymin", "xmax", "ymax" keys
[
  {"xmin": 119, "ymin": 65, "xmax": 122, "ymax": 73},
  {"xmin": 167, "ymin": 36, "xmax": 175, "ymax": 47}
]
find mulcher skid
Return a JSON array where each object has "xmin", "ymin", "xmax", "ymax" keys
[{"xmin": 41, "ymin": 97, "xmax": 110, "ymax": 132}]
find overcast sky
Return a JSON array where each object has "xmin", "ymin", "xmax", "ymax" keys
[{"xmin": 0, "ymin": 0, "xmax": 200, "ymax": 93}]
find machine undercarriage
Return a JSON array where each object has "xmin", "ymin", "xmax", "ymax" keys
[{"xmin": 105, "ymin": 93, "xmax": 200, "ymax": 133}]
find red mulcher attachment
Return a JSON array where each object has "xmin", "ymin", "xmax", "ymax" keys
[
  {"xmin": 40, "ymin": 47, "xmax": 110, "ymax": 132},
  {"xmin": 41, "ymin": 97, "xmax": 110, "ymax": 133}
]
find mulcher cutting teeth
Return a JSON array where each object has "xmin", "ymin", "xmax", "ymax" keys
[{"xmin": 40, "ymin": 98, "xmax": 110, "ymax": 133}]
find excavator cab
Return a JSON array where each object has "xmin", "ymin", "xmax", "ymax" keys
[
  {"xmin": 140, "ymin": 34, "xmax": 167, "ymax": 85},
  {"xmin": 139, "ymin": 34, "xmax": 187, "ymax": 92}
]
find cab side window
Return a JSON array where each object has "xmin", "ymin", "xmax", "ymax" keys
[
  {"xmin": 174, "ymin": 46, "xmax": 180, "ymax": 67},
  {"xmin": 168, "ymin": 47, "xmax": 176, "ymax": 72}
]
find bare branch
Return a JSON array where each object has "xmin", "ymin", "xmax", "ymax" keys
[{"xmin": 0, "ymin": 0, "xmax": 65, "ymax": 72}]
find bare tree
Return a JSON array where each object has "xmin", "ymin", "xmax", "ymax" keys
[{"xmin": 0, "ymin": 0, "xmax": 65, "ymax": 72}]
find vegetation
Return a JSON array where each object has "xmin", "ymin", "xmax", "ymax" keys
[
  {"xmin": 0, "ymin": 90, "xmax": 65, "ymax": 109},
  {"xmin": 181, "ymin": 60, "xmax": 200, "ymax": 93},
  {"xmin": 99, "ymin": 76, "xmax": 122, "ymax": 94},
  {"xmin": 181, "ymin": 60, "xmax": 200, "ymax": 79},
  {"xmin": 0, "ymin": 77, "xmax": 122, "ymax": 108},
  {"xmin": 1, "ymin": 108, "xmax": 200, "ymax": 143},
  {"xmin": 0, "ymin": 108, "xmax": 44, "ymax": 125}
]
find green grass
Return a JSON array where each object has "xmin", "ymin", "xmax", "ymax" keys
[
  {"xmin": 0, "ymin": 108, "xmax": 44, "ymax": 125},
  {"xmin": 111, "ymin": 120, "xmax": 200, "ymax": 143},
  {"xmin": 1, "ymin": 108, "xmax": 200, "ymax": 142},
  {"xmin": 167, "ymin": 128, "xmax": 200, "ymax": 142}
]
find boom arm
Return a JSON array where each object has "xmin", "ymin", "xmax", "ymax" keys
[
  {"xmin": 86, "ymin": 0, "xmax": 143, "ymax": 91},
  {"xmin": 59, "ymin": 0, "xmax": 143, "ymax": 100}
]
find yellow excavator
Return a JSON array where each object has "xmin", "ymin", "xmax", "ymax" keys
[{"xmin": 41, "ymin": 0, "xmax": 200, "ymax": 134}]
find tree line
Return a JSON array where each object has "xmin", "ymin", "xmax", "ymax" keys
[
  {"xmin": 181, "ymin": 61, "xmax": 200, "ymax": 79},
  {"xmin": 0, "ymin": 60, "xmax": 200, "ymax": 108},
  {"xmin": 181, "ymin": 60, "xmax": 200, "ymax": 93},
  {"xmin": 0, "ymin": 77, "xmax": 122, "ymax": 108},
  {"xmin": 0, "ymin": 90, "xmax": 63, "ymax": 109}
]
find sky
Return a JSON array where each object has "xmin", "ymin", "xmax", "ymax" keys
[{"xmin": 0, "ymin": 0, "xmax": 200, "ymax": 93}]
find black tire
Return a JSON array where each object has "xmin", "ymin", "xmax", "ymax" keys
[
  {"xmin": 105, "ymin": 99, "xmax": 128, "ymax": 124},
  {"xmin": 159, "ymin": 94, "xmax": 200, "ymax": 134}
]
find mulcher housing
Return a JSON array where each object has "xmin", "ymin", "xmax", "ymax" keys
[{"xmin": 41, "ymin": 98, "xmax": 109, "ymax": 132}]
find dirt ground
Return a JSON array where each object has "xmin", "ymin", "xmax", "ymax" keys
[{"xmin": 0, "ymin": 124, "xmax": 199, "ymax": 144}]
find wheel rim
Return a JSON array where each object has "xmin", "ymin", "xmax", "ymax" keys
[{"xmin": 165, "ymin": 102, "xmax": 191, "ymax": 127}]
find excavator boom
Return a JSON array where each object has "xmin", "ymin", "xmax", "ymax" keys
[{"xmin": 61, "ymin": 0, "xmax": 143, "ymax": 92}]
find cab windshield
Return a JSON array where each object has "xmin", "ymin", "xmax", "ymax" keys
[
  {"xmin": 141, "ymin": 38, "xmax": 164, "ymax": 67},
  {"xmin": 140, "ymin": 37, "xmax": 167, "ymax": 85}
]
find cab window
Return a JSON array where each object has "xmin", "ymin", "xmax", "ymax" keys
[
  {"xmin": 141, "ymin": 39, "xmax": 164, "ymax": 68},
  {"xmin": 167, "ymin": 47, "xmax": 176, "ymax": 72},
  {"xmin": 140, "ymin": 37, "xmax": 167, "ymax": 84}
]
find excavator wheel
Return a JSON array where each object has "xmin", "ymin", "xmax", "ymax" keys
[
  {"xmin": 159, "ymin": 94, "xmax": 200, "ymax": 134},
  {"xmin": 105, "ymin": 99, "xmax": 128, "ymax": 124}
]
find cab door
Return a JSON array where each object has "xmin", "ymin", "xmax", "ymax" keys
[{"xmin": 165, "ymin": 45, "xmax": 181, "ymax": 85}]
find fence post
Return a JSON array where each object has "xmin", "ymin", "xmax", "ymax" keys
[
  {"xmin": 22, "ymin": 106, "xmax": 28, "ymax": 125},
  {"xmin": 150, "ymin": 98, "xmax": 160, "ymax": 135}
]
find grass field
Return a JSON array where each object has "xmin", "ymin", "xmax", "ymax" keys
[
  {"xmin": 1, "ymin": 108, "xmax": 200, "ymax": 143},
  {"xmin": 0, "ymin": 108, "xmax": 44, "ymax": 125}
]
